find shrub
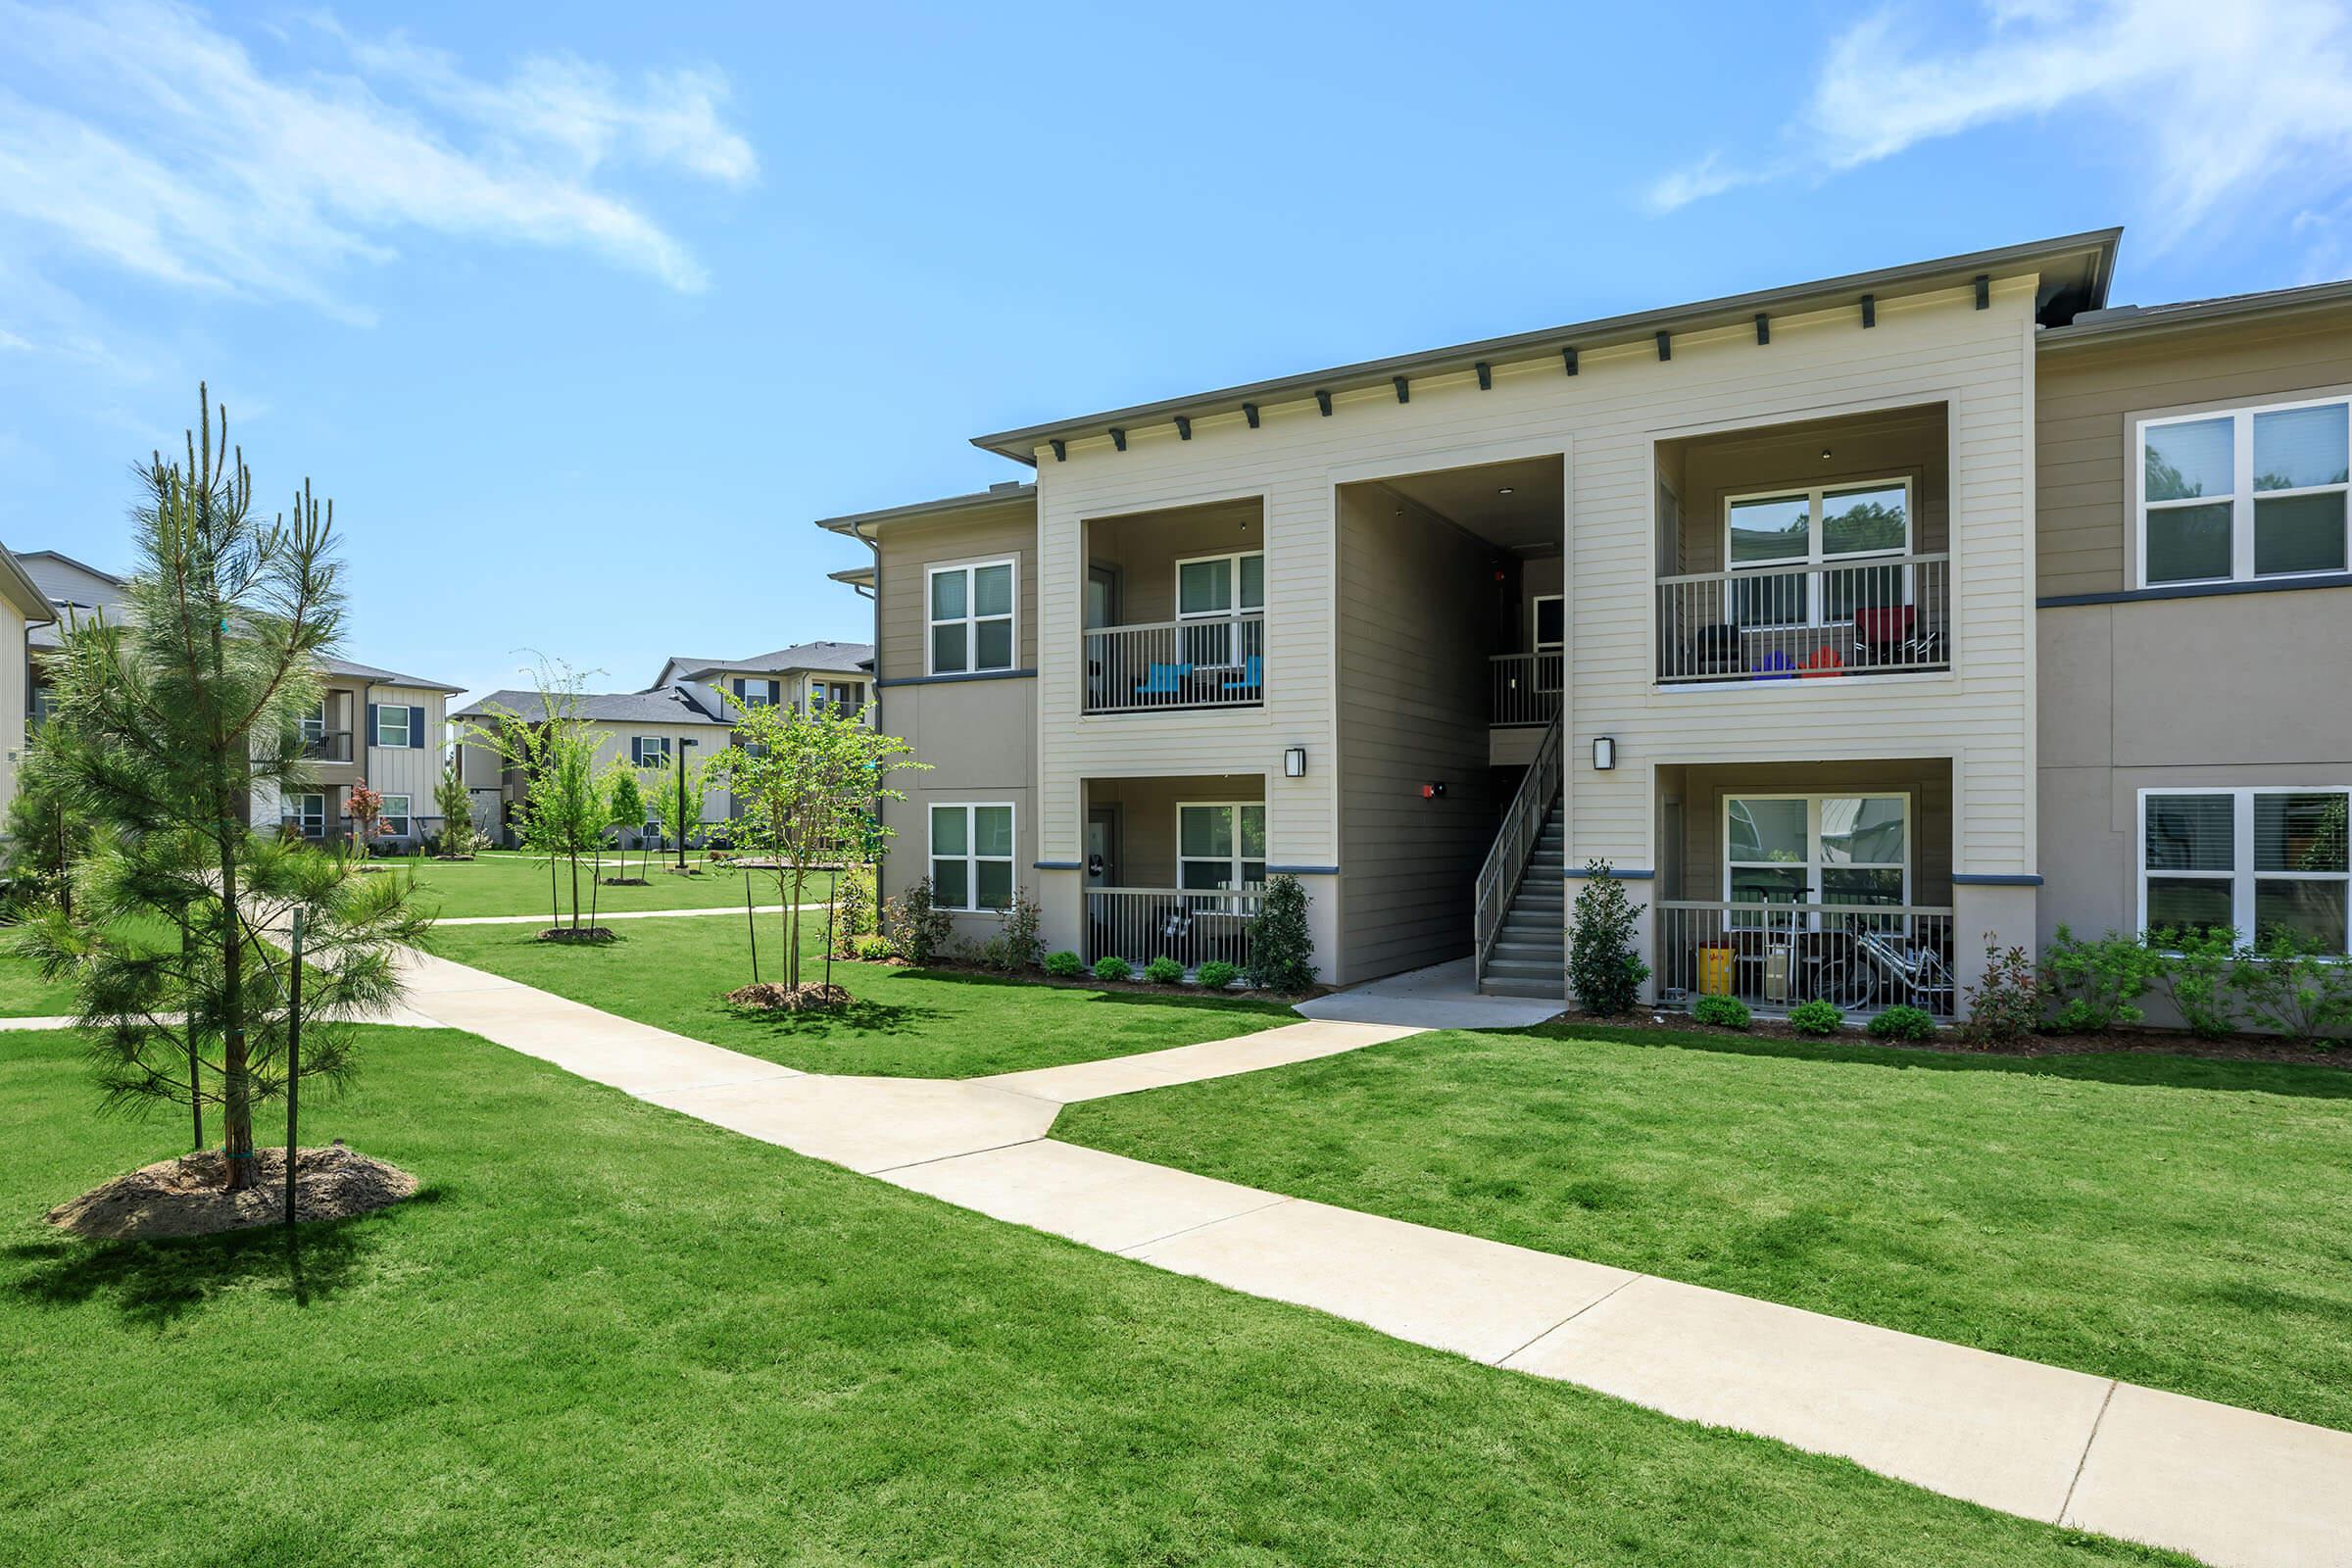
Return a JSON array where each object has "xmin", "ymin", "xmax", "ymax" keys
[
  {"xmin": 1960, "ymin": 935, "xmax": 2043, "ymax": 1047},
  {"xmin": 2230, "ymin": 930, "xmax": 2352, "ymax": 1046},
  {"xmin": 1869, "ymin": 1004, "xmax": 1936, "ymax": 1041},
  {"xmin": 2041, "ymin": 925, "xmax": 2165, "ymax": 1034},
  {"xmin": 883, "ymin": 877, "xmax": 955, "ymax": 966},
  {"xmin": 852, "ymin": 934, "xmax": 898, "ymax": 962},
  {"xmin": 1568, "ymin": 860, "xmax": 1648, "ymax": 1016},
  {"xmin": 1690, "ymin": 993, "xmax": 1750, "ymax": 1029},
  {"xmin": 1245, "ymin": 875, "xmax": 1318, "ymax": 992},
  {"xmin": 1042, "ymin": 949, "xmax": 1086, "ymax": 979},
  {"xmin": 1092, "ymin": 955, "xmax": 1134, "ymax": 983},
  {"xmin": 1195, "ymin": 959, "xmax": 1241, "ymax": 990},
  {"xmin": 831, "ymin": 864, "xmax": 878, "ymax": 950},
  {"xmin": 2151, "ymin": 925, "xmax": 2240, "ymax": 1038},
  {"xmin": 1143, "ymin": 956, "xmax": 1185, "ymax": 985},
  {"xmin": 1787, "ymin": 999, "xmax": 1842, "ymax": 1035},
  {"xmin": 998, "ymin": 891, "xmax": 1045, "ymax": 972}
]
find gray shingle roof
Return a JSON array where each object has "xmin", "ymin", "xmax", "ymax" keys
[
  {"xmin": 454, "ymin": 686, "xmax": 731, "ymax": 725},
  {"xmin": 667, "ymin": 640, "xmax": 874, "ymax": 678}
]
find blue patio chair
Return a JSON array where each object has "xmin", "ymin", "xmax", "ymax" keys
[
  {"xmin": 1752, "ymin": 649, "xmax": 1797, "ymax": 681},
  {"xmin": 1134, "ymin": 662, "xmax": 1193, "ymax": 697},
  {"xmin": 1223, "ymin": 656, "xmax": 1262, "ymax": 693}
]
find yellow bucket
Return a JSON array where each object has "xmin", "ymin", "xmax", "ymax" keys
[{"xmin": 1696, "ymin": 944, "xmax": 1735, "ymax": 997}]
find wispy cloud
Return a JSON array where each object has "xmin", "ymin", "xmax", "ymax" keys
[
  {"xmin": 1644, "ymin": 0, "xmax": 2352, "ymax": 249},
  {"xmin": 0, "ymin": 0, "xmax": 756, "ymax": 318}
]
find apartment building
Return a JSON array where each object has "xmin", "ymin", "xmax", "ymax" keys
[
  {"xmin": 0, "ymin": 544, "xmax": 57, "ymax": 821},
  {"xmin": 16, "ymin": 550, "xmax": 463, "ymax": 850},
  {"xmin": 825, "ymin": 228, "xmax": 2346, "ymax": 1019}
]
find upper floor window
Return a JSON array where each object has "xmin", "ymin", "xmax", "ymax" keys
[
  {"xmin": 1725, "ymin": 479, "xmax": 1910, "ymax": 626},
  {"xmin": 29, "ymin": 686, "xmax": 55, "ymax": 729},
  {"xmin": 2142, "ymin": 788, "xmax": 2348, "ymax": 952},
  {"xmin": 736, "ymin": 678, "xmax": 779, "ymax": 708},
  {"xmin": 374, "ymin": 705, "xmax": 412, "ymax": 748},
  {"xmin": 810, "ymin": 679, "xmax": 865, "ymax": 715},
  {"xmin": 1176, "ymin": 551, "xmax": 1264, "ymax": 619},
  {"xmin": 301, "ymin": 701, "xmax": 327, "ymax": 741},
  {"xmin": 929, "ymin": 561, "xmax": 1015, "ymax": 675},
  {"xmin": 2138, "ymin": 396, "xmax": 2350, "ymax": 587},
  {"xmin": 631, "ymin": 735, "xmax": 672, "ymax": 766}
]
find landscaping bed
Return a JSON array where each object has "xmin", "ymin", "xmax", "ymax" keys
[
  {"xmin": 1590, "ymin": 1009, "xmax": 2352, "ymax": 1069},
  {"xmin": 47, "ymin": 1143, "xmax": 417, "ymax": 1240}
]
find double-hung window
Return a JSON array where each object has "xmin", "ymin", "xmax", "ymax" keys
[
  {"xmin": 289, "ymin": 792, "xmax": 326, "ymax": 838},
  {"xmin": 929, "ymin": 561, "xmax": 1016, "ymax": 675},
  {"xmin": 631, "ymin": 735, "xmax": 671, "ymax": 766},
  {"xmin": 735, "ymin": 678, "xmax": 778, "ymax": 708},
  {"xmin": 2137, "ymin": 396, "xmax": 2350, "ymax": 586},
  {"xmin": 1176, "ymin": 551, "xmax": 1263, "ymax": 667},
  {"xmin": 380, "ymin": 794, "xmax": 413, "ymax": 839},
  {"xmin": 1177, "ymin": 803, "xmax": 1267, "ymax": 892},
  {"xmin": 373, "ymin": 704, "xmax": 412, "ymax": 749},
  {"xmin": 931, "ymin": 804, "xmax": 1014, "ymax": 911},
  {"xmin": 1725, "ymin": 479, "xmax": 1911, "ymax": 626},
  {"xmin": 2141, "ymin": 788, "xmax": 2349, "ymax": 951},
  {"xmin": 1725, "ymin": 795, "xmax": 1909, "ymax": 917},
  {"xmin": 301, "ymin": 702, "xmax": 327, "ymax": 743}
]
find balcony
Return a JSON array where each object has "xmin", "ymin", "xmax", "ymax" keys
[
  {"xmin": 301, "ymin": 728, "xmax": 355, "ymax": 762},
  {"xmin": 1082, "ymin": 613, "xmax": 1265, "ymax": 714},
  {"xmin": 1655, "ymin": 555, "xmax": 1950, "ymax": 683},
  {"xmin": 1489, "ymin": 650, "xmax": 1563, "ymax": 725},
  {"xmin": 1084, "ymin": 886, "xmax": 1261, "ymax": 974},
  {"xmin": 1654, "ymin": 900, "xmax": 1958, "ymax": 1018}
]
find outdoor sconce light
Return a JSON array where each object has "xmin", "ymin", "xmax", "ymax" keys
[
  {"xmin": 1284, "ymin": 747, "xmax": 1306, "ymax": 778},
  {"xmin": 1592, "ymin": 736, "xmax": 1616, "ymax": 771},
  {"xmin": 1420, "ymin": 781, "xmax": 1447, "ymax": 801}
]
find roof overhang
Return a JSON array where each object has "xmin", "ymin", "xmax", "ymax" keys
[
  {"xmin": 814, "ymin": 483, "xmax": 1037, "ymax": 536},
  {"xmin": 828, "ymin": 565, "xmax": 877, "ymax": 588},
  {"xmin": 0, "ymin": 546, "xmax": 56, "ymax": 625},
  {"xmin": 969, "ymin": 229, "xmax": 2122, "ymax": 463},
  {"xmin": 2038, "ymin": 276, "xmax": 2352, "ymax": 351}
]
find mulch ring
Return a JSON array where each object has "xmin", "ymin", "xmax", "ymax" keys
[
  {"xmin": 725, "ymin": 981, "xmax": 855, "ymax": 1011},
  {"xmin": 536, "ymin": 927, "xmax": 618, "ymax": 945},
  {"xmin": 1554, "ymin": 1010, "xmax": 2350, "ymax": 1068},
  {"xmin": 599, "ymin": 877, "xmax": 652, "ymax": 887},
  {"xmin": 46, "ymin": 1143, "xmax": 419, "ymax": 1241}
]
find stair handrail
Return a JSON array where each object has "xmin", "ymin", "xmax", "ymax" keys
[{"xmin": 1474, "ymin": 710, "xmax": 1564, "ymax": 981}]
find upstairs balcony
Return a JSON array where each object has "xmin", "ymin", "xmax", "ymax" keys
[
  {"xmin": 1656, "ymin": 555, "xmax": 1951, "ymax": 682},
  {"xmin": 1084, "ymin": 613, "xmax": 1265, "ymax": 713},
  {"xmin": 300, "ymin": 728, "xmax": 355, "ymax": 762},
  {"xmin": 1082, "ymin": 496, "xmax": 1267, "ymax": 716}
]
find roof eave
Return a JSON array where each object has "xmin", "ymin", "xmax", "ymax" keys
[
  {"xmin": 967, "ymin": 228, "xmax": 2123, "ymax": 461},
  {"xmin": 811, "ymin": 484, "xmax": 1039, "ymax": 536},
  {"xmin": 2038, "ymin": 277, "xmax": 2352, "ymax": 350}
]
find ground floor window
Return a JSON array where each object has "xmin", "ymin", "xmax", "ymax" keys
[
  {"xmin": 380, "ymin": 794, "xmax": 413, "ymax": 839},
  {"xmin": 2142, "ymin": 787, "xmax": 2349, "ymax": 951},
  {"xmin": 931, "ymin": 804, "xmax": 1013, "ymax": 911},
  {"xmin": 1725, "ymin": 794, "xmax": 1909, "ymax": 909},
  {"xmin": 290, "ymin": 792, "xmax": 325, "ymax": 837},
  {"xmin": 1177, "ymin": 802, "xmax": 1266, "ymax": 891}
]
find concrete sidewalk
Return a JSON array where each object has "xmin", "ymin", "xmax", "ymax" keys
[{"xmin": 386, "ymin": 946, "xmax": 2352, "ymax": 1568}]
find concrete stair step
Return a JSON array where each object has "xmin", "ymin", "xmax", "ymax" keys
[
  {"xmin": 1490, "ymin": 941, "xmax": 1557, "ymax": 962},
  {"xmin": 1485, "ymin": 956, "xmax": 1561, "ymax": 980},
  {"xmin": 1479, "ymin": 975, "xmax": 1563, "ymax": 999}
]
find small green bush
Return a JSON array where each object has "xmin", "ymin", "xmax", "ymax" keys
[
  {"xmin": 1690, "ymin": 994, "xmax": 1751, "ymax": 1029},
  {"xmin": 1092, "ymin": 955, "xmax": 1134, "ymax": 983},
  {"xmin": 852, "ymin": 934, "xmax": 898, "ymax": 962},
  {"xmin": 2151, "ymin": 925, "xmax": 2239, "ymax": 1037},
  {"xmin": 1143, "ymin": 956, "xmax": 1185, "ymax": 985},
  {"xmin": 2231, "ymin": 930, "xmax": 2352, "ymax": 1046},
  {"xmin": 2041, "ymin": 925, "xmax": 2165, "ymax": 1033},
  {"xmin": 1787, "ymin": 999, "xmax": 1843, "ymax": 1035},
  {"xmin": 1960, "ymin": 936, "xmax": 2044, "ymax": 1046},
  {"xmin": 1195, "ymin": 959, "xmax": 1241, "ymax": 990},
  {"xmin": 1869, "ymin": 1004, "xmax": 1936, "ymax": 1041},
  {"xmin": 1245, "ymin": 875, "xmax": 1318, "ymax": 992},
  {"xmin": 1568, "ymin": 861, "xmax": 1648, "ymax": 1016},
  {"xmin": 1042, "ymin": 950, "xmax": 1085, "ymax": 979}
]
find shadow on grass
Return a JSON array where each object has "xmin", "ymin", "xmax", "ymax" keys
[
  {"xmin": 1488, "ymin": 1022, "xmax": 2352, "ymax": 1101},
  {"xmin": 884, "ymin": 967, "xmax": 1300, "ymax": 1020},
  {"xmin": 721, "ymin": 996, "xmax": 941, "ymax": 1037},
  {"xmin": 5, "ymin": 1189, "xmax": 439, "ymax": 1326}
]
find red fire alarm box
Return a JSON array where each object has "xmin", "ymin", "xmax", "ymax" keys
[{"xmin": 1420, "ymin": 782, "xmax": 1447, "ymax": 801}]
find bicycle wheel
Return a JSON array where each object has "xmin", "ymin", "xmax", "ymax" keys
[{"xmin": 1813, "ymin": 960, "xmax": 1876, "ymax": 1010}]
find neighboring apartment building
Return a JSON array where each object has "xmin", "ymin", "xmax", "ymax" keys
[
  {"xmin": 0, "ymin": 544, "xmax": 58, "ymax": 823},
  {"xmin": 818, "ymin": 228, "xmax": 2351, "ymax": 1018},
  {"xmin": 454, "ymin": 640, "xmax": 875, "ymax": 844},
  {"xmin": 16, "ymin": 550, "xmax": 463, "ymax": 850}
]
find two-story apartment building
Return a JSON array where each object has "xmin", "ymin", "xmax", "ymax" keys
[
  {"xmin": 17, "ymin": 549, "xmax": 464, "ymax": 850},
  {"xmin": 0, "ymin": 543, "xmax": 58, "ymax": 822},
  {"xmin": 821, "ymin": 228, "xmax": 2350, "ymax": 1019}
]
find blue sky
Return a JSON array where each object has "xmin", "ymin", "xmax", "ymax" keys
[{"xmin": 6, "ymin": 0, "xmax": 2352, "ymax": 705}]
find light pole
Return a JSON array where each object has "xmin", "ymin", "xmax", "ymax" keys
[{"xmin": 674, "ymin": 737, "xmax": 698, "ymax": 871}]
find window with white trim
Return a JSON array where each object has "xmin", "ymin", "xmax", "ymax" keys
[
  {"xmin": 631, "ymin": 735, "xmax": 671, "ymax": 766},
  {"xmin": 289, "ymin": 792, "xmax": 325, "ymax": 837},
  {"xmin": 301, "ymin": 701, "xmax": 327, "ymax": 742},
  {"xmin": 1725, "ymin": 794, "xmax": 1909, "ymax": 911},
  {"xmin": 930, "ymin": 803, "xmax": 1014, "ymax": 911},
  {"xmin": 1725, "ymin": 478, "xmax": 1911, "ymax": 626},
  {"xmin": 928, "ymin": 561, "xmax": 1016, "ymax": 675},
  {"xmin": 2137, "ymin": 396, "xmax": 2350, "ymax": 586},
  {"xmin": 1177, "ymin": 802, "xmax": 1267, "ymax": 892},
  {"xmin": 380, "ymin": 794, "xmax": 413, "ymax": 839},
  {"xmin": 1176, "ymin": 551, "xmax": 1264, "ymax": 618},
  {"xmin": 373, "ymin": 705, "xmax": 412, "ymax": 748},
  {"xmin": 734, "ymin": 678, "xmax": 778, "ymax": 708},
  {"xmin": 2141, "ymin": 788, "xmax": 2349, "ymax": 951},
  {"xmin": 809, "ymin": 679, "xmax": 866, "ymax": 716}
]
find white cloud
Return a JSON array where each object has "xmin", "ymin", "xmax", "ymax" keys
[
  {"xmin": 1644, "ymin": 0, "xmax": 2352, "ymax": 249},
  {"xmin": 0, "ymin": 0, "xmax": 757, "ymax": 312}
]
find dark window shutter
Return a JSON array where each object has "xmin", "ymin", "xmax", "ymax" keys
[
  {"xmin": 731, "ymin": 678, "xmax": 744, "ymax": 701},
  {"xmin": 366, "ymin": 704, "xmax": 379, "ymax": 746},
  {"xmin": 409, "ymin": 706, "xmax": 425, "ymax": 748}
]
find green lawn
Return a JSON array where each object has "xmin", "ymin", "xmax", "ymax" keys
[
  {"xmin": 428, "ymin": 913, "xmax": 1300, "ymax": 1078},
  {"xmin": 0, "ymin": 1024, "xmax": 2182, "ymax": 1567},
  {"xmin": 0, "ymin": 916, "xmax": 179, "ymax": 1018},
  {"xmin": 386, "ymin": 851, "xmax": 835, "ymax": 920},
  {"xmin": 1058, "ymin": 1023, "xmax": 2352, "ymax": 1435}
]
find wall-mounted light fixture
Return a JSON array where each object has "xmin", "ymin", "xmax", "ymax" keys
[
  {"xmin": 1284, "ymin": 747, "xmax": 1306, "ymax": 779},
  {"xmin": 1592, "ymin": 736, "xmax": 1616, "ymax": 771}
]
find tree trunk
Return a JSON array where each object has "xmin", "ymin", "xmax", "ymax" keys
[
  {"xmin": 569, "ymin": 853, "xmax": 581, "ymax": 931},
  {"xmin": 220, "ymin": 838, "xmax": 254, "ymax": 1190}
]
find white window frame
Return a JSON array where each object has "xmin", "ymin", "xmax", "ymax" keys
[
  {"xmin": 301, "ymin": 701, "xmax": 327, "ymax": 742},
  {"xmin": 1723, "ymin": 792, "xmax": 1913, "ymax": 918},
  {"xmin": 2133, "ymin": 393, "xmax": 2352, "ymax": 588},
  {"xmin": 1723, "ymin": 476, "xmax": 1913, "ymax": 627},
  {"xmin": 1174, "ymin": 551, "xmax": 1266, "ymax": 619},
  {"xmin": 929, "ymin": 802, "xmax": 1016, "ymax": 912},
  {"xmin": 373, "ymin": 704, "xmax": 412, "ymax": 749},
  {"xmin": 2135, "ymin": 786, "xmax": 2351, "ymax": 952},
  {"xmin": 926, "ymin": 559, "xmax": 1018, "ymax": 676},
  {"xmin": 379, "ymin": 793, "xmax": 413, "ymax": 839},
  {"xmin": 1175, "ymin": 801, "xmax": 1268, "ymax": 896},
  {"xmin": 736, "ymin": 678, "xmax": 778, "ymax": 708},
  {"xmin": 1530, "ymin": 593, "xmax": 1564, "ymax": 693},
  {"xmin": 289, "ymin": 792, "xmax": 326, "ymax": 837},
  {"xmin": 631, "ymin": 735, "xmax": 672, "ymax": 766}
]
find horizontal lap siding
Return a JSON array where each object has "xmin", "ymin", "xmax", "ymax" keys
[{"xmin": 874, "ymin": 504, "xmax": 1041, "ymax": 677}]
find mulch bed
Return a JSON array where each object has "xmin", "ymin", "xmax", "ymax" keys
[
  {"xmin": 838, "ymin": 953, "xmax": 1322, "ymax": 1004},
  {"xmin": 536, "ymin": 927, "xmax": 618, "ymax": 945},
  {"xmin": 1558, "ymin": 1009, "xmax": 2350, "ymax": 1069},
  {"xmin": 600, "ymin": 877, "xmax": 652, "ymax": 887},
  {"xmin": 725, "ymin": 981, "xmax": 854, "ymax": 1011},
  {"xmin": 46, "ymin": 1143, "xmax": 418, "ymax": 1241}
]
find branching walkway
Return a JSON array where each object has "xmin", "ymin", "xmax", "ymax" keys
[{"xmin": 387, "ymin": 946, "xmax": 2347, "ymax": 1568}]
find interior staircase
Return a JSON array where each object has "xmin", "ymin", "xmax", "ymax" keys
[{"xmin": 1478, "ymin": 800, "xmax": 1564, "ymax": 998}]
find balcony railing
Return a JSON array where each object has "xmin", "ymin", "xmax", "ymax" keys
[
  {"xmin": 1655, "ymin": 555, "xmax": 1950, "ymax": 683},
  {"xmin": 1490, "ymin": 651, "xmax": 1564, "ymax": 726},
  {"xmin": 1083, "ymin": 613, "xmax": 1265, "ymax": 714},
  {"xmin": 300, "ymin": 729, "xmax": 354, "ymax": 761},
  {"xmin": 1085, "ymin": 886, "xmax": 1259, "ymax": 976},
  {"xmin": 1654, "ymin": 900, "xmax": 1959, "ymax": 1019}
]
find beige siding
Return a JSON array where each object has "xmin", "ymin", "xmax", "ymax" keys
[
  {"xmin": 1668, "ymin": 403, "xmax": 1950, "ymax": 574},
  {"xmin": 2036, "ymin": 307, "xmax": 2352, "ymax": 598},
  {"xmin": 0, "ymin": 600, "xmax": 25, "ymax": 821},
  {"xmin": 1084, "ymin": 499, "xmax": 1262, "ymax": 625},
  {"xmin": 1084, "ymin": 774, "xmax": 1264, "ymax": 885},
  {"xmin": 1334, "ymin": 484, "xmax": 1498, "ymax": 982},
  {"xmin": 874, "ymin": 502, "xmax": 1040, "ymax": 675},
  {"xmin": 355, "ymin": 685, "xmax": 449, "ymax": 815}
]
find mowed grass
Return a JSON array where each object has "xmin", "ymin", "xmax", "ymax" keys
[
  {"xmin": 0, "ymin": 915, "xmax": 180, "ymax": 1017},
  {"xmin": 0, "ymin": 1025, "xmax": 2185, "ymax": 1568},
  {"xmin": 428, "ymin": 912, "xmax": 1298, "ymax": 1078},
  {"xmin": 390, "ymin": 850, "xmax": 836, "ymax": 920},
  {"xmin": 1058, "ymin": 1022, "xmax": 2352, "ymax": 1434}
]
